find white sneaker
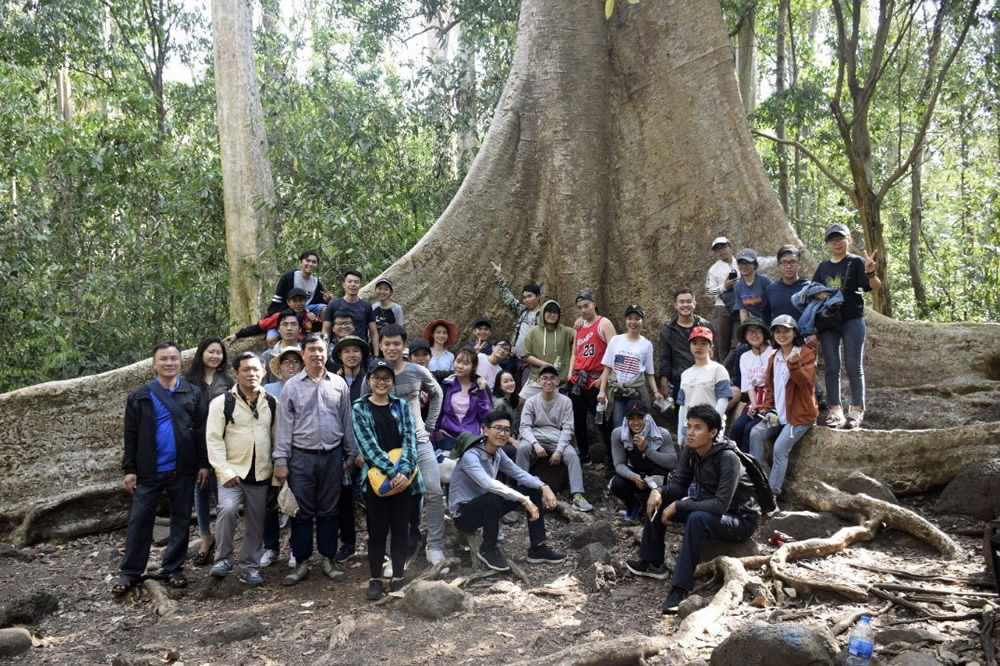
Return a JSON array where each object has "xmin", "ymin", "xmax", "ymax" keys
[
  {"xmin": 425, "ymin": 547, "xmax": 446, "ymax": 566},
  {"xmin": 382, "ymin": 556, "xmax": 393, "ymax": 578},
  {"xmin": 260, "ymin": 549, "xmax": 277, "ymax": 568},
  {"xmin": 288, "ymin": 554, "xmax": 297, "ymax": 569}
]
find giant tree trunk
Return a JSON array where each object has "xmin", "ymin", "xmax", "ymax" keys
[
  {"xmin": 1, "ymin": 0, "xmax": 1000, "ymax": 546},
  {"xmin": 212, "ymin": 0, "xmax": 277, "ymax": 325}
]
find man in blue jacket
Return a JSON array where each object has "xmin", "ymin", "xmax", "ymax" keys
[{"xmin": 113, "ymin": 342, "xmax": 210, "ymax": 597}]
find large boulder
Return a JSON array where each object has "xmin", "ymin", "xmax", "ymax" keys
[
  {"xmin": 938, "ymin": 459, "xmax": 1000, "ymax": 520},
  {"xmin": 768, "ymin": 511, "xmax": 842, "ymax": 541},
  {"xmin": 710, "ymin": 622, "xmax": 838, "ymax": 666},
  {"xmin": 401, "ymin": 581, "xmax": 473, "ymax": 620},
  {"xmin": 835, "ymin": 470, "xmax": 898, "ymax": 505}
]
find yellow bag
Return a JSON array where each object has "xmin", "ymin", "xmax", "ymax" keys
[{"xmin": 366, "ymin": 448, "xmax": 417, "ymax": 497}]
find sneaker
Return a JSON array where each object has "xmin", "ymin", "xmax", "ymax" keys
[
  {"xmin": 382, "ymin": 556, "xmax": 393, "ymax": 578},
  {"xmin": 282, "ymin": 561, "xmax": 310, "ymax": 586},
  {"xmin": 497, "ymin": 529, "xmax": 506, "ymax": 543},
  {"xmin": 259, "ymin": 549, "xmax": 277, "ymax": 568},
  {"xmin": 572, "ymin": 493, "xmax": 594, "ymax": 512},
  {"xmin": 625, "ymin": 559, "xmax": 670, "ymax": 580},
  {"xmin": 425, "ymin": 547, "xmax": 446, "ymax": 566},
  {"xmin": 287, "ymin": 554, "xmax": 297, "ymax": 569},
  {"xmin": 623, "ymin": 503, "xmax": 641, "ymax": 522},
  {"xmin": 389, "ymin": 577, "xmax": 406, "ymax": 592},
  {"xmin": 366, "ymin": 578, "xmax": 383, "ymax": 601},
  {"xmin": 210, "ymin": 560, "xmax": 233, "ymax": 578},
  {"xmin": 661, "ymin": 585, "xmax": 689, "ymax": 614},
  {"xmin": 526, "ymin": 544, "xmax": 566, "ymax": 564},
  {"xmin": 238, "ymin": 569, "xmax": 264, "ymax": 587},
  {"xmin": 477, "ymin": 547, "xmax": 510, "ymax": 572},
  {"xmin": 321, "ymin": 556, "xmax": 345, "ymax": 582},
  {"xmin": 334, "ymin": 543, "xmax": 356, "ymax": 563}
]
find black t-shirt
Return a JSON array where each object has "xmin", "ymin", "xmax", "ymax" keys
[
  {"xmin": 812, "ymin": 253, "xmax": 870, "ymax": 321},
  {"xmin": 324, "ymin": 297, "xmax": 375, "ymax": 342},
  {"xmin": 372, "ymin": 305, "xmax": 396, "ymax": 334},
  {"xmin": 370, "ymin": 401, "xmax": 403, "ymax": 453}
]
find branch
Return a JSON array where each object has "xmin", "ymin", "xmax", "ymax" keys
[
  {"xmin": 752, "ymin": 130, "xmax": 854, "ymax": 195},
  {"xmin": 877, "ymin": 0, "xmax": 981, "ymax": 200},
  {"xmin": 403, "ymin": 14, "xmax": 463, "ymax": 45},
  {"xmin": 857, "ymin": 3, "xmax": 919, "ymax": 117}
]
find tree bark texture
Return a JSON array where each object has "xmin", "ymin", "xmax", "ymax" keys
[
  {"xmin": 736, "ymin": 5, "xmax": 757, "ymax": 116},
  {"xmin": 212, "ymin": 0, "xmax": 277, "ymax": 325},
  {"xmin": 775, "ymin": 0, "xmax": 789, "ymax": 213}
]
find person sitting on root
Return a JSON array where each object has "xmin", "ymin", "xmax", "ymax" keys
[
  {"xmin": 449, "ymin": 410, "xmax": 565, "ymax": 571},
  {"xmin": 626, "ymin": 404, "xmax": 760, "ymax": 614},
  {"xmin": 609, "ymin": 400, "xmax": 677, "ymax": 521},
  {"xmin": 728, "ymin": 317, "xmax": 775, "ymax": 452},
  {"xmin": 516, "ymin": 364, "xmax": 594, "ymax": 512},
  {"xmin": 747, "ymin": 315, "xmax": 818, "ymax": 500}
]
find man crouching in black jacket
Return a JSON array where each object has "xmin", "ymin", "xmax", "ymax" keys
[
  {"xmin": 625, "ymin": 403, "xmax": 760, "ymax": 614},
  {"xmin": 113, "ymin": 342, "xmax": 210, "ymax": 597}
]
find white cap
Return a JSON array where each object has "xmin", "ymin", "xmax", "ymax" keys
[{"xmin": 711, "ymin": 236, "xmax": 731, "ymax": 249}]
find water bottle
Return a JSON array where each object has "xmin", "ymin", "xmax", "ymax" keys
[
  {"xmin": 595, "ymin": 403, "xmax": 605, "ymax": 425},
  {"xmin": 845, "ymin": 615, "xmax": 874, "ymax": 665}
]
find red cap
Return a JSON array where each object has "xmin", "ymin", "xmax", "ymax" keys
[{"xmin": 689, "ymin": 326, "xmax": 714, "ymax": 342}]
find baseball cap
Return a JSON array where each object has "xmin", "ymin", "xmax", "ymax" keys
[
  {"xmin": 735, "ymin": 248, "xmax": 758, "ymax": 263},
  {"xmin": 538, "ymin": 364, "xmax": 560, "ymax": 377},
  {"xmin": 769, "ymin": 314, "xmax": 800, "ymax": 332},
  {"xmin": 286, "ymin": 288, "xmax": 308, "ymax": 300},
  {"xmin": 624, "ymin": 400, "xmax": 647, "ymax": 417},
  {"xmin": 374, "ymin": 277, "xmax": 394, "ymax": 291},
  {"xmin": 408, "ymin": 338, "xmax": 431, "ymax": 354},
  {"xmin": 473, "ymin": 317, "xmax": 492, "ymax": 328},
  {"xmin": 368, "ymin": 358, "xmax": 395, "ymax": 375},
  {"xmin": 825, "ymin": 223, "xmax": 850, "ymax": 241},
  {"xmin": 624, "ymin": 304, "xmax": 645, "ymax": 318},
  {"xmin": 711, "ymin": 236, "xmax": 731, "ymax": 250},
  {"xmin": 689, "ymin": 326, "xmax": 714, "ymax": 342},
  {"xmin": 575, "ymin": 290, "xmax": 595, "ymax": 303}
]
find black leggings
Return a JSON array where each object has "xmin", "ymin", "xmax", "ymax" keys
[{"xmin": 364, "ymin": 489, "xmax": 412, "ymax": 579}]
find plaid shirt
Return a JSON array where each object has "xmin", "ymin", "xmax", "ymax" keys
[{"xmin": 351, "ymin": 394, "xmax": 424, "ymax": 494}]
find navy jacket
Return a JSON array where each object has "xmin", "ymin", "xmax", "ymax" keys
[{"xmin": 122, "ymin": 379, "xmax": 208, "ymax": 482}]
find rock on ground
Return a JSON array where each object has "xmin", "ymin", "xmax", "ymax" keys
[
  {"xmin": 0, "ymin": 628, "xmax": 32, "ymax": 659},
  {"xmin": 401, "ymin": 581, "xmax": 473, "ymax": 620},
  {"xmin": 0, "ymin": 589, "xmax": 58, "ymax": 627},
  {"xmin": 677, "ymin": 594, "xmax": 710, "ymax": 619},
  {"xmin": 569, "ymin": 522, "xmax": 616, "ymax": 549},
  {"xmin": 710, "ymin": 622, "xmax": 838, "ymax": 666},
  {"xmin": 579, "ymin": 562, "xmax": 616, "ymax": 593},
  {"xmin": 938, "ymin": 459, "xmax": 1000, "ymax": 520},
  {"xmin": 836, "ymin": 470, "xmax": 898, "ymax": 504},
  {"xmin": 0, "ymin": 544, "xmax": 33, "ymax": 563},
  {"xmin": 199, "ymin": 617, "xmax": 266, "ymax": 645},
  {"xmin": 768, "ymin": 511, "xmax": 842, "ymax": 541},
  {"xmin": 887, "ymin": 651, "xmax": 944, "ymax": 665},
  {"xmin": 700, "ymin": 538, "xmax": 760, "ymax": 562},
  {"xmin": 576, "ymin": 542, "xmax": 611, "ymax": 570},
  {"xmin": 875, "ymin": 627, "xmax": 947, "ymax": 646}
]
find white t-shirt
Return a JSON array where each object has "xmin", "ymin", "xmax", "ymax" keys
[
  {"xmin": 601, "ymin": 334, "xmax": 655, "ymax": 385},
  {"xmin": 739, "ymin": 347, "xmax": 776, "ymax": 393},
  {"xmin": 293, "ymin": 270, "xmax": 319, "ymax": 302},
  {"xmin": 476, "ymin": 353, "xmax": 501, "ymax": 387},
  {"xmin": 678, "ymin": 361, "xmax": 732, "ymax": 407}
]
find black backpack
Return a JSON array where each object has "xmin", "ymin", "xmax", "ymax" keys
[
  {"xmin": 721, "ymin": 440, "xmax": 777, "ymax": 515},
  {"xmin": 222, "ymin": 392, "xmax": 277, "ymax": 435}
]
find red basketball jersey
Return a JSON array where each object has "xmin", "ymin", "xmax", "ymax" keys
[{"xmin": 571, "ymin": 316, "xmax": 608, "ymax": 389}]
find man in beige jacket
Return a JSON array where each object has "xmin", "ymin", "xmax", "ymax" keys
[{"xmin": 206, "ymin": 352, "xmax": 276, "ymax": 586}]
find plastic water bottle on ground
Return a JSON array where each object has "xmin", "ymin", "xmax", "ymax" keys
[{"xmin": 845, "ymin": 615, "xmax": 874, "ymax": 665}]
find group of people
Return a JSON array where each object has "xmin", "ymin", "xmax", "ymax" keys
[{"xmin": 115, "ymin": 224, "xmax": 882, "ymax": 613}]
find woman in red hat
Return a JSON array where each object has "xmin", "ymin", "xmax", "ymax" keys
[{"xmin": 423, "ymin": 319, "xmax": 458, "ymax": 373}]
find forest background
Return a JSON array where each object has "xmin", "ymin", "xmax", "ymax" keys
[{"xmin": 0, "ymin": 0, "xmax": 997, "ymax": 392}]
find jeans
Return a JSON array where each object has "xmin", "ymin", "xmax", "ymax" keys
[
  {"xmin": 365, "ymin": 489, "xmax": 412, "ymax": 578},
  {"xmin": 748, "ymin": 422, "xmax": 811, "ymax": 495},
  {"xmin": 818, "ymin": 316, "xmax": 867, "ymax": 409},
  {"xmin": 216, "ymin": 482, "xmax": 268, "ymax": 572},
  {"xmin": 454, "ymin": 485, "xmax": 547, "ymax": 551},
  {"xmin": 415, "ymin": 439, "xmax": 446, "ymax": 552},
  {"xmin": 193, "ymin": 474, "xmax": 217, "ymax": 537},
  {"xmin": 639, "ymin": 508, "xmax": 756, "ymax": 591},
  {"xmin": 729, "ymin": 409, "xmax": 761, "ymax": 453},
  {"xmin": 119, "ymin": 470, "xmax": 196, "ymax": 581}
]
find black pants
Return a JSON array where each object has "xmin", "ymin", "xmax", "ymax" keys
[
  {"xmin": 119, "ymin": 470, "xmax": 196, "ymax": 581},
  {"xmin": 287, "ymin": 447, "xmax": 344, "ymax": 560},
  {"xmin": 337, "ymin": 473, "xmax": 356, "ymax": 548},
  {"xmin": 569, "ymin": 386, "xmax": 603, "ymax": 462},
  {"xmin": 453, "ymin": 486, "xmax": 546, "ymax": 551},
  {"xmin": 365, "ymin": 489, "xmax": 412, "ymax": 579}
]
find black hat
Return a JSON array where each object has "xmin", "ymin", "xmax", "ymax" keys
[
  {"xmin": 368, "ymin": 358, "xmax": 395, "ymax": 375},
  {"xmin": 286, "ymin": 288, "xmax": 308, "ymax": 300},
  {"xmin": 408, "ymin": 338, "xmax": 431, "ymax": 354},
  {"xmin": 473, "ymin": 317, "xmax": 492, "ymax": 328},
  {"xmin": 735, "ymin": 248, "xmax": 758, "ymax": 264},
  {"xmin": 374, "ymin": 276, "xmax": 394, "ymax": 291},
  {"xmin": 825, "ymin": 223, "xmax": 850, "ymax": 241},
  {"xmin": 538, "ymin": 364, "xmax": 560, "ymax": 377},
  {"xmin": 624, "ymin": 400, "xmax": 647, "ymax": 417},
  {"xmin": 624, "ymin": 304, "xmax": 645, "ymax": 318},
  {"xmin": 575, "ymin": 290, "xmax": 595, "ymax": 303}
]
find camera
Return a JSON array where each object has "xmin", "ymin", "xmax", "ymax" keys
[{"xmin": 728, "ymin": 269, "xmax": 738, "ymax": 280}]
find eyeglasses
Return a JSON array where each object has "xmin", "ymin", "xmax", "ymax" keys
[
  {"xmin": 778, "ymin": 260, "xmax": 799, "ymax": 267},
  {"xmin": 280, "ymin": 359, "xmax": 302, "ymax": 366},
  {"xmin": 489, "ymin": 425, "xmax": 511, "ymax": 434},
  {"xmin": 370, "ymin": 376, "xmax": 393, "ymax": 384},
  {"xmin": 333, "ymin": 321, "xmax": 353, "ymax": 327}
]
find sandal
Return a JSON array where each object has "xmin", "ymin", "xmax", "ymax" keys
[
  {"xmin": 844, "ymin": 409, "xmax": 863, "ymax": 430},
  {"xmin": 111, "ymin": 579, "xmax": 137, "ymax": 598},
  {"xmin": 165, "ymin": 571, "xmax": 188, "ymax": 589},
  {"xmin": 823, "ymin": 410, "xmax": 846, "ymax": 428},
  {"xmin": 193, "ymin": 540, "xmax": 215, "ymax": 566}
]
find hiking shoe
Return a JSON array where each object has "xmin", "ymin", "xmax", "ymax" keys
[
  {"xmin": 282, "ymin": 561, "xmax": 310, "ymax": 586},
  {"xmin": 477, "ymin": 547, "xmax": 510, "ymax": 572},
  {"xmin": 238, "ymin": 569, "xmax": 264, "ymax": 587},
  {"xmin": 334, "ymin": 543, "xmax": 356, "ymax": 563},
  {"xmin": 210, "ymin": 560, "xmax": 233, "ymax": 578},
  {"xmin": 366, "ymin": 578, "xmax": 383, "ymax": 601},
  {"xmin": 626, "ymin": 559, "xmax": 670, "ymax": 580},
  {"xmin": 321, "ymin": 556, "xmax": 345, "ymax": 582},
  {"xmin": 389, "ymin": 577, "xmax": 406, "ymax": 592},
  {"xmin": 661, "ymin": 586, "xmax": 689, "ymax": 614},
  {"xmin": 526, "ymin": 544, "xmax": 566, "ymax": 564},
  {"xmin": 572, "ymin": 493, "xmax": 594, "ymax": 512},
  {"xmin": 259, "ymin": 549, "xmax": 277, "ymax": 568},
  {"xmin": 623, "ymin": 503, "xmax": 641, "ymax": 522}
]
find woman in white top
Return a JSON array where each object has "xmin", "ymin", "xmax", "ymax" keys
[
  {"xmin": 423, "ymin": 319, "xmax": 458, "ymax": 373},
  {"xmin": 729, "ymin": 317, "xmax": 775, "ymax": 452},
  {"xmin": 597, "ymin": 305, "xmax": 664, "ymax": 432}
]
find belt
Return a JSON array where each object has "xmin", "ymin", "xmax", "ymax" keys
[{"xmin": 292, "ymin": 445, "xmax": 339, "ymax": 456}]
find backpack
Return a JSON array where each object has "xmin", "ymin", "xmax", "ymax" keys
[
  {"xmin": 720, "ymin": 440, "xmax": 777, "ymax": 515},
  {"xmin": 222, "ymin": 391, "xmax": 277, "ymax": 435}
]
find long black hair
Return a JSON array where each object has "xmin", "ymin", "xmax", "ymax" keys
[
  {"xmin": 184, "ymin": 336, "xmax": 230, "ymax": 388},
  {"xmin": 492, "ymin": 369, "xmax": 520, "ymax": 409}
]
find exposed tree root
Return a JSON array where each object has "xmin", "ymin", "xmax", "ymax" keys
[
  {"xmin": 373, "ymin": 557, "xmax": 462, "ymax": 606},
  {"xmin": 553, "ymin": 501, "xmax": 594, "ymax": 524},
  {"xmin": 0, "ymin": 482, "xmax": 131, "ymax": 547},
  {"xmin": 142, "ymin": 580, "xmax": 177, "ymax": 618},
  {"xmin": 507, "ymin": 634, "xmax": 672, "ymax": 666},
  {"xmin": 675, "ymin": 556, "xmax": 774, "ymax": 643}
]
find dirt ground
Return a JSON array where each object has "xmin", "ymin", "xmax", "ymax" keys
[{"xmin": 0, "ymin": 474, "xmax": 996, "ymax": 666}]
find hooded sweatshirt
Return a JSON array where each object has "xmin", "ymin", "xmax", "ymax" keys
[{"xmin": 522, "ymin": 299, "xmax": 575, "ymax": 382}]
